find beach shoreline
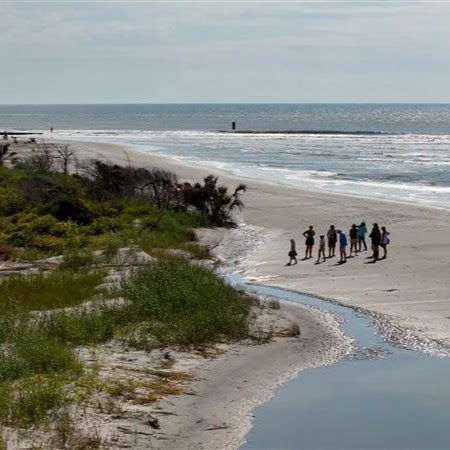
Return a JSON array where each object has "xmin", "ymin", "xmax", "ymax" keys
[
  {"xmin": 49, "ymin": 128, "xmax": 450, "ymax": 212},
  {"xmin": 55, "ymin": 138, "xmax": 450, "ymax": 344},
  {"xmin": 10, "ymin": 137, "xmax": 447, "ymax": 448}
]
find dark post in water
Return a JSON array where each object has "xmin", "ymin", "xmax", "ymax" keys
[{"xmin": 232, "ymin": 121, "xmax": 236, "ymax": 130}]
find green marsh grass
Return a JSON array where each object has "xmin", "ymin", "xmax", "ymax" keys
[
  {"xmin": 122, "ymin": 256, "xmax": 253, "ymax": 347},
  {"xmin": 0, "ymin": 332, "xmax": 81, "ymax": 384},
  {"xmin": 0, "ymin": 257, "xmax": 254, "ymax": 431},
  {"xmin": 37, "ymin": 305, "xmax": 134, "ymax": 346},
  {"xmin": 0, "ymin": 375, "xmax": 68, "ymax": 427},
  {"xmin": 0, "ymin": 270, "xmax": 108, "ymax": 311}
]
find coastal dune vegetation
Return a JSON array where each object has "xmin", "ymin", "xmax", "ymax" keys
[{"xmin": 0, "ymin": 143, "xmax": 252, "ymax": 447}]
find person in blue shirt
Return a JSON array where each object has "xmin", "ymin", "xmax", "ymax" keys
[
  {"xmin": 357, "ymin": 221, "xmax": 368, "ymax": 251},
  {"xmin": 337, "ymin": 229, "xmax": 347, "ymax": 264}
]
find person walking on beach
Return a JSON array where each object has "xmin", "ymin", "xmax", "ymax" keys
[
  {"xmin": 327, "ymin": 225, "xmax": 337, "ymax": 258},
  {"xmin": 316, "ymin": 235, "xmax": 326, "ymax": 264},
  {"xmin": 369, "ymin": 223, "xmax": 381, "ymax": 260},
  {"xmin": 287, "ymin": 239, "xmax": 298, "ymax": 265},
  {"xmin": 358, "ymin": 221, "xmax": 368, "ymax": 251},
  {"xmin": 302, "ymin": 225, "xmax": 315, "ymax": 260},
  {"xmin": 380, "ymin": 226, "xmax": 390, "ymax": 259},
  {"xmin": 349, "ymin": 224, "xmax": 359, "ymax": 256},
  {"xmin": 337, "ymin": 230, "xmax": 347, "ymax": 264}
]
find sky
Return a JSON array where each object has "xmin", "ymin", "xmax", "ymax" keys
[{"xmin": 1, "ymin": 0, "xmax": 450, "ymax": 104}]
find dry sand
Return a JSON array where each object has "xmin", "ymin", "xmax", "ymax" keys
[{"xmin": 64, "ymin": 138, "xmax": 450, "ymax": 343}]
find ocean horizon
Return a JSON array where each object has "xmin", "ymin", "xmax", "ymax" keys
[{"xmin": 2, "ymin": 103, "xmax": 450, "ymax": 209}]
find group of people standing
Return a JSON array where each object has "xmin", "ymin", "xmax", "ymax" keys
[{"xmin": 287, "ymin": 222, "xmax": 390, "ymax": 266}]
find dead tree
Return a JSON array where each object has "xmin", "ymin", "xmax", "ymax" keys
[{"xmin": 55, "ymin": 144, "xmax": 76, "ymax": 174}]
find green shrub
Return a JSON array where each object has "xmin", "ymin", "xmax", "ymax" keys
[
  {"xmin": 0, "ymin": 187, "xmax": 23, "ymax": 215},
  {"xmin": 29, "ymin": 215, "xmax": 65, "ymax": 235},
  {"xmin": 84, "ymin": 216, "xmax": 122, "ymax": 235},
  {"xmin": 46, "ymin": 197, "xmax": 94, "ymax": 225},
  {"xmin": 29, "ymin": 234, "xmax": 66, "ymax": 252},
  {"xmin": 60, "ymin": 250, "xmax": 97, "ymax": 271},
  {"xmin": 122, "ymin": 202, "xmax": 158, "ymax": 218}
]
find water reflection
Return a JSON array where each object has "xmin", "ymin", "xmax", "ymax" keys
[{"xmin": 240, "ymin": 284, "xmax": 450, "ymax": 450}]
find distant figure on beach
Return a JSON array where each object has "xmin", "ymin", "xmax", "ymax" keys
[
  {"xmin": 287, "ymin": 239, "xmax": 298, "ymax": 265},
  {"xmin": 358, "ymin": 221, "xmax": 368, "ymax": 251},
  {"xmin": 316, "ymin": 235, "xmax": 326, "ymax": 263},
  {"xmin": 50, "ymin": 126, "xmax": 54, "ymax": 133},
  {"xmin": 302, "ymin": 225, "xmax": 315, "ymax": 259},
  {"xmin": 338, "ymin": 230, "xmax": 347, "ymax": 263},
  {"xmin": 327, "ymin": 225, "xmax": 337, "ymax": 257},
  {"xmin": 380, "ymin": 226, "xmax": 390, "ymax": 259},
  {"xmin": 369, "ymin": 223, "xmax": 381, "ymax": 260},
  {"xmin": 3, "ymin": 132, "xmax": 7, "ymax": 140},
  {"xmin": 349, "ymin": 224, "xmax": 359, "ymax": 255}
]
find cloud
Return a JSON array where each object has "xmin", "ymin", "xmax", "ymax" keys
[{"xmin": 1, "ymin": 1, "xmax": 450, "ymax": 102}]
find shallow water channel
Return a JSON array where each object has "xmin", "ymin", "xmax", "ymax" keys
[{"xmin": 238, "ymin": 282, "xmax": 450, "ymax": 450}]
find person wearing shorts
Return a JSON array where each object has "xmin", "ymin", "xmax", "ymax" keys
[
  {"xmin": 302, "ymin": 225, "xmax": 315, "ymax": 259},
  {"xmin": 327, "ymin": 225, "xmax": 337, "ymax": 258}
]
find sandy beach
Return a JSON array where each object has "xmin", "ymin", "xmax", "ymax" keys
[
  {"xmin": 64, "ymin": 138, "xmax": 450, "ymax": 344},
  {"xmin": 14, "ymin": 137, "xmax": 445, "ymax": 448}
]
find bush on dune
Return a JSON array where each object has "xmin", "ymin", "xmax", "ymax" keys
[
  {"xmin": 0, "ymin": 159, "xmax": 247, "ymax": 261},
  {"xmin": 179, "ymin": 175, "xmax": 246, "ymax": 226}
]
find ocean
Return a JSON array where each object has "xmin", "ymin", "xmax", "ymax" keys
[{"xmin": 1, "ymin": 103, "xmax": 450, "ymax": 209}]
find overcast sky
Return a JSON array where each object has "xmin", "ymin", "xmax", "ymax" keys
[{"xmin": 1, "ymin": 1, "xmax": 450, "ymax": 104}]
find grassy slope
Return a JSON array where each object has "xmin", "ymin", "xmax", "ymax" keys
[{"xmin": 0, "ymin": 165, "xmax": 254, "ymax": 433}]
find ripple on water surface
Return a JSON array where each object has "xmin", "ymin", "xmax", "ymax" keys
[{"xmin": 240, "ymin": 285, "xmax": 450, "ymax": 450}]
